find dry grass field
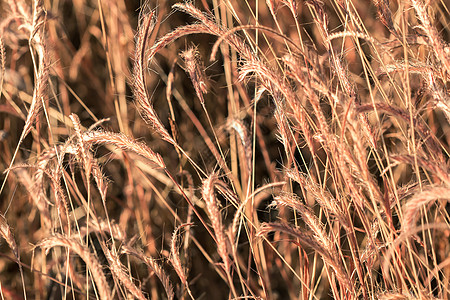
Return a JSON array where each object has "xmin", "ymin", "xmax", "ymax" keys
[{"xmin": 0, "ymin": 0, "xmax": 449, "ymax": 299}]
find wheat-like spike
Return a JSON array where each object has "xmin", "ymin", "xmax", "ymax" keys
[
  {"xmin": 49, "ymin": 168, "xmax": 70, "ymax": 230},
  {"xmin": 391, "ymin": 155, "xmax": 450, "ymax": 187},
  {"xmin": 0, "ymin": 214, "xmax": 27, "ymax": 299},
  {"xmin": 180, "ymin": 46, "xmax": 208, "ymax": 104},
  {"xmin": 18, "ymin": 0, "xmax": 48, "ymax": 144},
  {"xmin": 202, "ymin": 173, "xmax": 231, "ymax": 272},
  {"xmin": 401, "ymin": 186, "xmax": 450, "ymax": 234},
  {"xmin": 69, "ymin": 114, "xmax": 109, "ymax": 200},
  {"xmin": 81, "ymin": 130, "xmax": 165, "ymax": 169},
  {"xmin": 121, "ymin": 245, "xmax": 174, "ymax": 300},
  {"xmin": 357, "ymin": 103, "xmax": 444, "ymax": 162},
  {"xmin": 272, "ymin": 192, "xmax": 335, "ymax": 255},
  {"xmin": 14, "ymin": 167, "xmax": 52, "ymax": 227},
  {"xmin": 40, "ymin": 235, "xmax": 111, "ymax": 300},
  {"xmin": 258, "ymin": 222, "xmax": 325, "ymax": 254},
  {"xmin": 173, "ymin": 3, "xmax": 255, "ymax": 63},
  {"xmin": 19, "ymin": 38, "xmax": 48, "ymax": 144},
  {"xmin": 285, "ymin": 170, "xmax": 346, "ymax": 223},
  {"xmin": 361, "ymin": 219, "xmax": 380, "ymax": 270},
  {"xmin": 69, "ymin": 114, "xmax": 92, "ymax": 179},
  {"xmin": 104, "ymin": 247, "xmax": 146, "ymax": 300},
  {"xmin": 411, "ymin": 0, "xmax": 450, "ymax": 75},
  {"xmin": 423, "ymin": 68, "xmax": 450, "ymax": 123},
  {"xmin": 0, "ymin": 37, "xmax": 5, "ymax": 100},
  {"xmin": 30, "ymin": 0, "xmax": 46, "ymax": 42},
  {"xmin": 372, "ymin": 0, "xmax": 397, "ymax": 36},
  {"xmin": 75, "ymin": 219, "xmax": 126, "ymax": 241},
  {"xmin": 0, "ymin": 214, "xmax": 19, "ymax": 260},
  {"xmin": 169, "ymin": 224, "xmax": 190, "ymax": 285},
  {"xmin": 132, "ymin": 9, "xmax": 176, "ymax": 145},
  {"xmin": 227, "ymin": 119, "xmax": 252, "ymax": 173},
  {"xmin": 258, "ymin": 222, "xmax": 352, "ymax": 291}
]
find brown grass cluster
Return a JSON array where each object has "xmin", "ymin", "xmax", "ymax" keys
[{"xmin": 0, "ymin": 0, "xmax": 449, "ymax": 299}]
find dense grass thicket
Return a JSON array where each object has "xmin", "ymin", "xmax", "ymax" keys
[{"xmin": 0, "ymin": 0, "xmax": 450, "ymax": 299}]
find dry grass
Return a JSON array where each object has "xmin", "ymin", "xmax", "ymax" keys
[{"xmin": 0, "ymin": 0, "xmax": 449, "ymax": 299}]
